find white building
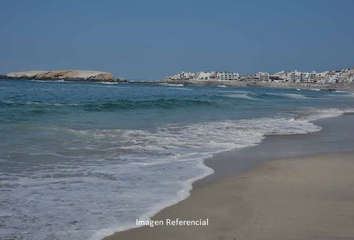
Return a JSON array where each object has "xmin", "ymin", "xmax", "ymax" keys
[
  {"xmin": 340, "ymin": 68, "xmax": 354, "ymax": 83},
  {"xmin": 308, "ymin": 71, "xmax": 317, "ymax": 82},
  {"xmin": 256, "ymin": 72, "xmax": 270, "ymax": 82},
  {"xmin": 270, "ymin": 71, "xmax": 287, "ymax": 82},
  {"xmin": 334, "ymin": 71, "xmax": 343, "ymax": 83},
  {"xmin": 165, "ymin": 73, "xmax": 181, "ymax": 80},
  {"xmin": 286, "ymin": 70, "xmax": 302, "ymax": 82},
  {"xmin": 300, "ymin": 72, "xmax": 308, "ymax": 82},
  {"xmin": 324, "ymin": 71, "xmax": 342, "ymax": 83},
  {"xmin": 196, "ymin": 71, "xmax": 214, "ymax": 80},
  {"xmin": 216, "ymin": 72, "xmax": 240, "ymax": 81},
  {"xmin": 165, "ymin": 71, "xmax": 196, "ymax": 80},
  {"xmin": 349, "ymin": 75, "xmax": 354, "ymax": 83},
  {"xmin": 180, "ymin": 72, "xmax": 196, "ymax": 80}
]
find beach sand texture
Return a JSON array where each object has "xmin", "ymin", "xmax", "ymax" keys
[{"xmin": 105, "ymin": 152, "xmax": 354, "ymax": 240}]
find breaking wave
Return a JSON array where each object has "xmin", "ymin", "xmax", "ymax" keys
[
  {"xmin": 224, "ymin": 93, "xmax": 258, "ymax": 100},
  {"xmin": 267, "ymin": 93, "xmax": 310, "ymax": 99}
]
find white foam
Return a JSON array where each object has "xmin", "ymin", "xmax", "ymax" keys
[
  {"xmin": 269, "ymin": 93, "xmax": 309, "ymax": 99},
  {"xmin": 300, "ymin": 108, "xmax": 354, "ymax": 122},
  {"xmin": 1, "ymin": 100, "xmax": 64, "ymax": 106},
  {"xmin": 67, "ymin": 117, "xmax": 323, "ymax": 240},
  {"xmin": 344, "ymin": 92, "xmax": 354, "ymax": 97},
  {"xmin": 168, "ymin": 87, "xmax": 192, "ymax": 91},
  {"xmin": 30, "ymin": 79, "xmax": 67, "ymax": 83},
  {"xmin": 99, "ymin": 82, "xmax": 120, "ymax": 85},
  {"xmin": 160, "ymin": 83, "xmax": 184, "ymax": 87},
  {"xmin": 224, "ymin": 93, "xmax": 258, "ymax": 100}
]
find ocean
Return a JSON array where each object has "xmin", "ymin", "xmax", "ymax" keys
[{"xmin": 0, "ymin": 79, "xmax": 353, "ymax": 240}]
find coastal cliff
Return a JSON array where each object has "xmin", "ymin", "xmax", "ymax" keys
[{"xmin": 0, "ymin": 70, "xmax": 115, "ymax": 82}]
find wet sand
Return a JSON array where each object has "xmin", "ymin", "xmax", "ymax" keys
[
  {"xmin": 104, "ymin": 114, "xmax": 354, "ymax": 240},
  {"xmin": 105, "ymin": 152, "xmax": 354, "ymax": 240},
  {"xmin": 199, "ymin": 113, "xmax": 354, "ymax": 186}
]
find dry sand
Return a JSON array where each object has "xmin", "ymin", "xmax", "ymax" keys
[{"xmin": 105, "ymin": 152, "xmax": 354, "ymax": 240}]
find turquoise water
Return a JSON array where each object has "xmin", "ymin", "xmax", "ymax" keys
[{"xmin": 0, "ymin": 79, "xmax": 353, "ymax": 240}]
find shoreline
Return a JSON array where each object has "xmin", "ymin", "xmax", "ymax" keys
[
  {"xmin": 2, "ymin": 77, "xmax": 354, "ymax": 91},
  {"xmin": 106, "ymin": 151, "xmax": 354, "ymax": 240},
  {"xmin": 198, "ymin": 113, "xmax": 354, "ymax": 186},
  {"xmin": 159, "ymin": 79, "xmax": 354, "ymax": 91},
  {"xmin": 104, "ymin": 113, "xmax": 354, "ymax": 240}
]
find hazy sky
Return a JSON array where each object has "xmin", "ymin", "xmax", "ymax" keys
[{"xmin": 1, "ymin": 0, "xmax": 354, "ymax": 80}]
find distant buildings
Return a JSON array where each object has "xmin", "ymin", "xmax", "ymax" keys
[
  {"xmin": 166, "ymin": 72, "xmax": 196, "ymax": 80},
  {"xmin": 165, "ymin": 67, "xmax": 354, "ymax": 84},
  {"xmin": 165, "ymin": 71, "xmax": 240, "ymax": 81},
  {"xmin": 262, "ymin": 68, "xmax": 354, "ymax": 84}
]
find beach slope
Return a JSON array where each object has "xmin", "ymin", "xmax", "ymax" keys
[{"xmin": 105, "ymin": 152, "xmax": 354, "ymax": 240}]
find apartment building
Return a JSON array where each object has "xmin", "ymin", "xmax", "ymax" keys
[{"xmin": 216, "ymin": 72, "xmax": 240, "ymax": 81}]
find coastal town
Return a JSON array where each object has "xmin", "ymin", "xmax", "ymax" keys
[
  {"xmin": 2, "ymin": 67, "xmax": 354, "ymax": 90},
  {"xmin": 164, "ymin": 67, "xmax": 354, "ymax": 85}
]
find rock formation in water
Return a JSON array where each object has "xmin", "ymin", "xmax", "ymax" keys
[
  {"xmin": 0, "ymin": 70, "xmax": 115, "ymax": 82},
  {"xmin": 116, "ymin": 77, "xmax": 127, "ymax": 82}
]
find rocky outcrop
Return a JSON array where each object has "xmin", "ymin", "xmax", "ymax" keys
[
  {"xmin": 116, "ymin": 77, "xmax": 127, "ymax": 82},
  {"xmin": 1, "ymin": 70, "xmax": 115, "ymax": 82}
]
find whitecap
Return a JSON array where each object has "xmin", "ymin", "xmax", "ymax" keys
[
  {"xmin": 160, "ymin": 83, "xmax": 184, "ymax": 87},
  {"xmin": 167, "ymin": 87, "xmax": 192, "ymax": 91},
  {"xmin": 299, "ymin": 108, "xmax": 354, "ymax": 121},
  {"xmin": 99, "ymin": 82, "xmax": 120, "ymax": 85},
  {"xmin": 269, "ymin": 93, "xmax": 309, "ymax": 99},
  {"xmin": 224, "ymin": 93, "xmax": 258, "ymax": 100}
]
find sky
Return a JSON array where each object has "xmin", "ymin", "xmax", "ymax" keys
[{"xmin": 0, "ymin": 0, "xmax": 354, "ymax": 80}]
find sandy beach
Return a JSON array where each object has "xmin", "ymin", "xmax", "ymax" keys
[
  {"xmin": 104, "ymin": 114, "xmax": 354, "ymax": 240},
  {"xmin": 105, "ymin": 152, "xmax": 354, "ymax": 240}
]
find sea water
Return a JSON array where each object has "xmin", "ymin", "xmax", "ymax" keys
[{"xmin": 0, "ymin": 79, "xmax": 353, "ymax": 240}]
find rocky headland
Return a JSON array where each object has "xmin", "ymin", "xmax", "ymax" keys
[{"xmin": 0, "ymin": 70, "xmax": 115, "ymax": 82}]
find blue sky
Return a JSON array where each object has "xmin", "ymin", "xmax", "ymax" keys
[{"xmin": 1, "ymin": 0, "xmax": 353, "ymax": 80}]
